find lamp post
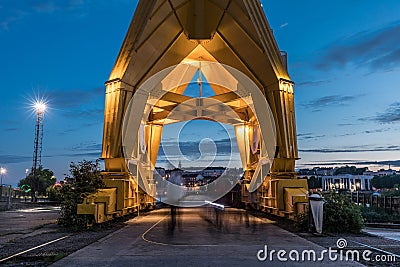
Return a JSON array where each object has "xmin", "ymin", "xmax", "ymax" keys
[
  {"xmin": 356, "ymin": 182, "xmax": 361, "ymax": 204},
  {"xmin": 0, "ymin": 167, "xmax": 6, "ymax": 199},
  {"xmin": 32, "ymin": 100, "xmax": 46, "ymax": 202}
]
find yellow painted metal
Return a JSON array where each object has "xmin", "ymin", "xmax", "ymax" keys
[
  {"xmin": 257, "ymin": 178, "xmax": 308, "ymax": 213},
  {"xmin": 77, "ymin": 172, "xmax": 155, "ymax": 223},
  {"xmin": 284, "ymin": 187, "xmax": 309, "ymax": 213},
  {"xmin": 78, "ymin": 0, "xmax": 308, "ymax": 223},
  {"xmin": 77, "ymin": 200, "xmax": 107, "ymax": 223}
]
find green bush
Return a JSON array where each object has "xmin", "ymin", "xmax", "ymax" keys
[
  {"xmin": 361, "ymin": 207, "xmax": 389, "ymax": 223},
  {"xmin": 323, "ymin": 191, "xmax": 364, "ymax": 233},
  {"xmin": 58, "ymin": 160, "xmax": 104, "ymax": 229},
  {"xmin": 294, "ymin": 211, "xmax": 309, "ymax": 232},
  {"xmin": 361, "ymin": 206, "xmax": 400, "ymax": 223},
  {"xmin": 47, "ymin": 185, "xmax": 62, "ymax": 201}
]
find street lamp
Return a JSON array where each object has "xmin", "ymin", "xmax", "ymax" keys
[
  {"xmin": 355, "ymin": 182, "xmax": 361, "ymax": 204},
  {"xmin": 31, "ymin": 99, "xmax": 47, "ymax": 202},
  {"xmin": 0, "ymin": 167, "xmax": 6, "ymax": 198}
]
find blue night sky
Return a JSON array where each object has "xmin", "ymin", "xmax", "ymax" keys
[{"xmin": 1, "ymin": 0, "xmax": 400, "ymax": 186}]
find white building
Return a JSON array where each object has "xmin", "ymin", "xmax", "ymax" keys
[
  {"xmin": 321, "ymin": 174, "xmax": 374, "ymax": 191},
  {"xmin": 201, "ymin": 167, "xmax": 225, "ymax": 177},
  {"xmin": 363, "ymin": 169, "xmax": 400, "ymax": 176}
]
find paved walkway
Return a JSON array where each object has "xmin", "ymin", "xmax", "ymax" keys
[{"xmin": 52, "ymin": 208, "xmax": 363, "ymax": 266}]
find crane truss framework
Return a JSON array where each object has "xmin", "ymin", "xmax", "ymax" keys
[{"xmin": 78, "ymin": 0, "xmax": 308, "ymax": 223}]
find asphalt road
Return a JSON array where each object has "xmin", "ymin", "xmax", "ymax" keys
[
  {"xmin": 52, "ymin": 207, "xmax": 362, "ymax": 266},
  {"xmin": 0, "ymin": 205, "xmax": 59, "ymax": 246}
]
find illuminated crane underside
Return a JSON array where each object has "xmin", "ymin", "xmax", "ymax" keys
[{"xmin": 78, "ymin": 0, "xmax": 308, "ymax": 223}]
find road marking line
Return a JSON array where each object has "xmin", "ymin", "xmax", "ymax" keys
[
  {"xmin": 350, "ymin": 240, "xmax": 400, "ymax": 259},
  {"xmin": 141, "ymin": 214, "xmax": 170, "ymax": 246},
  {"xmin": 0, "ymin": 235, "xmax": 70, "ymax": 263}
]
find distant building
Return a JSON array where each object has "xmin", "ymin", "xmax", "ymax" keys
[
  {"xmin": 362, "ymin": 168, "xmax": 400, "ymax": 177},
  {"xmin": 315, "ymin": 167, "xmax": 336, "ymax": 176},
  {"xmin": 321, "ymin": 174, "xmax": 373, "ymax": 191},
  {"xmin": 201, "ymin": 167, "xmax": 225, "ymax": 177},
  {"xmin": 297, "ymin": 168, "xmax": 316, "ymax": 176},
  {"xmin": 154, "ymin": 167, "xmax": 166, "ymax": 177},
  {"xmin": 167, "ymin": 168, "xmax": 184, "ymax": 186},
  {"xmin": 162, "ymin": 167, "xmax": 226, "ymax": 187},
  {"xmin": 298, "ymin": 167, "xmax": 336, "ymax": 177}
]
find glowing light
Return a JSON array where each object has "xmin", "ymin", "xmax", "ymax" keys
[
  {"xmin": 34, "ymin": 101, "xmax": 47, "ymax": 114},
  {"xmin": 204, "ymin": 200, "xmax": 224, "ymax": 210},
  {"xmin": 28, "ymin": 95, "xmax": 49, "ymax": 116},
  {"xmin": 0, "ymin": 167, "xmax": 6, "ymax": 175}
]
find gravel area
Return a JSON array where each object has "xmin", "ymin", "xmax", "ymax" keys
[{"xmin": 0, "ymin": 210, "xmax": 139, "ymax": 266}]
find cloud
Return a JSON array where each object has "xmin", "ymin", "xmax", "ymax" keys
[
  {"xmin": 63, "ymin": 108, "xmax": 104, "ymax": 119},
  {"xmin": 33, "ymin": 0, "xmax": 87, "ymax": 13},
  {"xmin": 0, "ymin": 0, "xmax": 88, "ymax": 30},
  {"xmin": 337, "ymin": 123, "xmax": 356, "ymax": 127},
  {"xmin": 372, "ymin": 102, "xmax": 400, "ymax": 124},
  {"xmin": 48, "ymin": 87, "xmax": 103, "ymax": 109},
  {"xmin": 0, "ymin": 9, "xmax": 28, "ymax": 30},
  {"xmin": 48, "ymin": 142, "xmax": 102, "ymax": 158},
  {"xmin": 46, "ymin": 87, "xmax": 104, "ymax": 125},
  {"xmin": 301, "ymin": 160, "xmax": 400, "ymax": 168},
  {"xmin": 58, "ymin": 123, "xmax": 100, "ymax": 136},
  {"xmin": 299, "ymin": 145, "xmax": 400, "ymax": 153},
  {"xmin": 159, "ymin": 138, "xmax": 237, "ymax": 160},
  {"xmin": 332, "ymin": 128, "xmax": 391, "ymax": 138},
  {"xmin": 296, "ymin": 80, "xmax": 331, "ymax": 88},
  {"xmin": 0, "ymin": 155, "xmax": 31, "ymax": 164},
  {"xmin": 70, "ymin": 142, "xmax": 102, "ymax": 152},
  {"xmin": 316, "ymin": 21, "xmax": 400, "ymax": 72},
  {"xmin": 302, "ymin": 95, "xmax": 359, "ymax": 111},
  {"xmin": 363, "ymin": 128, "xmax": 391, "ymax": 134},
  {"xmin": 297, "ymin": 133, "xmax": 325, "ymax": 141},
  {"xmin": 57, "ymin": 152, "xmax": 101, "ymax": 158},
  {"xmin": 32, "ymin": 1, "xmax": 58, "ymax": 13},
  {"xmin": 2, "ymin": 127, "xmax": 19, "ymax": 132},
  {"xmin": 280, "ymin": 22, "xmax": 289, "ymax": 28}
]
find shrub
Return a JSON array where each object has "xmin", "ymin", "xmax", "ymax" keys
[
  {"xmin": 361, "ymin": 206, "xmax": 400, "ymax": 223},
  {"xmin": 58, "ymin": 160, "xmax": 104, "ymax": 229},
  {"xmin": 294, "ymin": 211, "xmax": 309, "ymax": 232},
  {"xmin": 323, "ymin": 191, "xmax": 364, "ymax": 233},
  {"xmin": 47, "ymin": 185, "xmax": 62, "ymax": 201}
]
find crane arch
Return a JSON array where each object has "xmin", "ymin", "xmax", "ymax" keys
[{"xmin": 77, "ymin": 0, "xmax": 308, "ymax": 223}]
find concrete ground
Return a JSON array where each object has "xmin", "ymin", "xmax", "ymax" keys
[
  {"xmin": 0, "ymin": 205, "xmax": 59, "ymax": 246},
  {"xmin": 52, "ymin": 208, "xmax": 363, "ymax": 266}
]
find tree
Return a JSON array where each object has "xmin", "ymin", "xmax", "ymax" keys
[
  {"xmin": 371, "ymin": 175, "xmax": 400, "ymax": 189},
  {"xmin": 18, "ymin": 167, "xmax": 56, "ymax": 201},
  {"xmin": 58, "ymin": 160, "xmax": 104, "ymax": 228},
  {"xmin": 334, "ymin": 166, "xmax": 367, "ymax": 175},
  {"xmin": 307, "ymin": 176, "xmax": 322, "ymax": 189}
]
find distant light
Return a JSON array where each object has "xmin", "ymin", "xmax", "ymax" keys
[
  {"xmin": 0, "ymin": 167, "xmax": 6, "ymax": 175},
  {"xmin": 34, "ymin": 101, "xmax": 47, "ymax": 114}
]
